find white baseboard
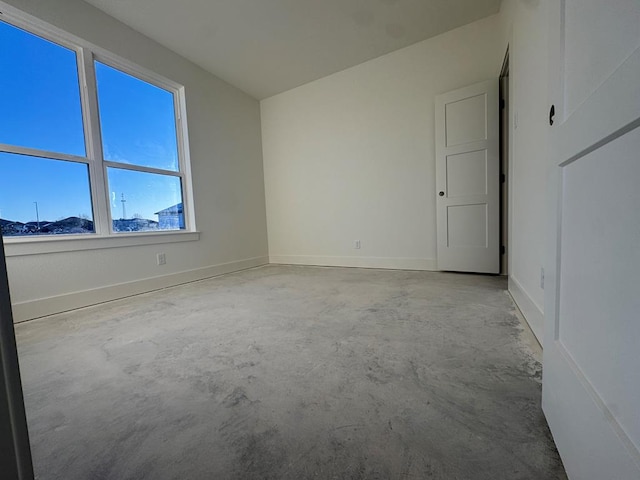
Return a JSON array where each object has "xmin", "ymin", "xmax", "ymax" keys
[
  {"xmin": 509, "ymin": 275, "xmax": 544, "ymax": 346},
  {"xmin": 12, "ymin": 256, "xmax": 269, "ymax": 323},
  {"xmin": 269, "ymin": 254, "xmax": 437, "ymax": 271}
]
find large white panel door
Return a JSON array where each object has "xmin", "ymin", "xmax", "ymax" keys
[
  {"xmin": 435, "ymin": 80, "xmax": 499, "ymax": 273},
  {"xmin": 543, "ymin": 1, "xmax": 640, "ymax": 479}
]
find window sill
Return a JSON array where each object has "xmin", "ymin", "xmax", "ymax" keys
[{"xmin": 3, "ymin": 231, "xmax": 200, "ymax": 257}]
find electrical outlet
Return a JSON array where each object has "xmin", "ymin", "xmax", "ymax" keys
[
  {"xmin": 354, "ymin": 240, "xmax": 361, "ymax": 249},
  {"xmin": 540, "ymin": 267, "xmax": 545, "ymax": 289},
  {"xmin": 157, "ymin": 253, "xmax": 166, "ymax": 265}
]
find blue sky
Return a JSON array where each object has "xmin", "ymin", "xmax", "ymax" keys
[{"xmin": 0, "ymin": 19, "xmax": 181, "ymax": 224}]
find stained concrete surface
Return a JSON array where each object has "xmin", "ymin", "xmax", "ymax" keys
[{"xmin": 15, "ymin": 265, "xmax": 566, "ymax": 479}]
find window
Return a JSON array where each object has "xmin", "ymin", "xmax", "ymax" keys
[
  {"xmin": 0, "ymin": 14, "xmax": 192, "ymax": 239},
  {"xmin": 0, "ymin": 153, "xmax": 93, "ymax": 235},
  {"xmin": 95, "ymin": 61, "xmax": 186, "ymax": 233}
]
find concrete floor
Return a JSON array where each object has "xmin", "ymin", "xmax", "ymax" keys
[{"xmin": 15, "ymin": 265, "xmax": 566, "ymax": 479}]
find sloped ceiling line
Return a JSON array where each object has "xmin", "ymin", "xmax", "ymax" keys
[{"xmin": 83, "ymin": 0, "xmax": 502, "ymax": 99}]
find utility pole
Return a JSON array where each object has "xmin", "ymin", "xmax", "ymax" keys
[
  {"xmin": 33, "ymin": 202, "xmax": 40, "ymax": 231},
  {"xmin": 121, "ymin": 194, "xmax": 127, "ymax": 220}
]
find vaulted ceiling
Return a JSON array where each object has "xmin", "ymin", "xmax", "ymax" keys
[{"xmin": 82, "ymin": 0, "xmax": 502, "ymax": 99}]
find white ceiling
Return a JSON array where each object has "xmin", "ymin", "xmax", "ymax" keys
[{"xmin": 82, "ymin": 0, "xmax": 502, "ymax": 99}]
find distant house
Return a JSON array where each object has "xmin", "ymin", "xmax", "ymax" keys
[{"xmin": 154, "ymin": 203, "xmax": 184, "ymax": 230}]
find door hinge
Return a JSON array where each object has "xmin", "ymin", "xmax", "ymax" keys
[
  {"xmin": 501, "ymin": 245, "xmax": 506, "ymax": 255},
  {"xmin": 501, "ymin": 173, "xmax": 506, "ymax": 183},
  {"xmin": 500, "ymin": 98, "xmax": 506, "ymax": 110}
]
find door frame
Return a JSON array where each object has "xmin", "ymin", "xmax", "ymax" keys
[
  {"xmin": 499, "ymin": 49, "xmax": 510, "ymax": 277},
  {"xmin": 0, "ymin": 236, "xmax": 34, "ymax": 480}
]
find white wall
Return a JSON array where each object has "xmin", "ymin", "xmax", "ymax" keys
[
  {"xmin": 499, "ymin": 0, "xmax": 550, "ymax": 343},
  {"xmin": 261, "ymin": 15, "xmax": 503, "ymax": 271},
  {"xmin": 2, "ymin": 0, "xmax": 269, "ymax": 321}
]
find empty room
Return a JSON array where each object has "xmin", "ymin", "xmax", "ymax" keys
[{"xmin": 1, "ymin": 0, "xmax": 638, "ymax": 479}]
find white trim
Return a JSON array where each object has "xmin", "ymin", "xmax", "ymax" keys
[
  {"xmin": 508, "ymin": 293, "xmax": 543, "ymax": 358},
  {"xmin": 0, "ymin": 5, "xmax": 83, "ymax": 55},
  {"xmin": 103, "ymin": 161, "xmax": 182, "ymax": 177},
  {"xmin": 3, "ymin": 231, "xmax": 200, "ymax": 257},
  {"xmin": 80, "ymin": 47, "xmax": 110, "ymax": 235},
  {"xmin": 175, "ymin": 86, "xmax": 196, "ymax": 231},
  {"xmin": 508, "ymin": 275, "xmax": 544, "ymax": 346},
  {"xmin": 0, "ymin": 143, "xmax": 88, "ymax": 164},
  {"xmin": 12, "ymin": 256, "xmax": 268, "ymax": 322},
  {"xmin": 92, "ymin": 52, "xmax": 183, "ymax": 93},
  {"xmin": 269, "ymin": 255, "xmax": 437, "ymax": 271}
]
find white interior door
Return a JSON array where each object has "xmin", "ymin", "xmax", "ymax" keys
[
  {"xmin": 435, "ymin": 80, "xmax": 499, "ymax": 274},
  {"xmin": 543, "ymin": 1, "xmax": 640, "ymax": 479}
]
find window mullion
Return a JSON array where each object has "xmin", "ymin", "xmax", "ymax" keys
[
  {"xmin": 175, "ymin": 88, "xmax": 196, "ymax": 231},
  {"xmin": 103, "ymin": 161, "xmax": 184, "ymax": 178},
  {"xmin": 0, "ymin": 143, "xmax": 89, "ymax": 164},
  {"xmin": 78, "ymin": 48, "xmax": 111, "ymax": 236}
]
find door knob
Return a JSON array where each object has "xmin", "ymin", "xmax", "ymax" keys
[{"xmin": 439, "ymin": 191, "xmax": 445, "ymax": 197}]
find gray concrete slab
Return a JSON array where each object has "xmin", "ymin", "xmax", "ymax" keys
[{"xmin": 15, "ymin": 265, "xmax": 566, "ymax": 479}]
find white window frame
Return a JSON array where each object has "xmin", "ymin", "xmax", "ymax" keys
[{"xmin": 0, "ymin": 5, "xmax": 198, "ymax": 257}]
